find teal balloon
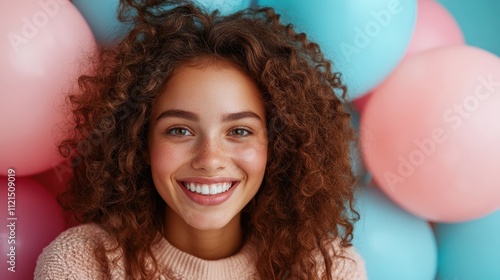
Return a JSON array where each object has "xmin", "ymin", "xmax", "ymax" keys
[
  {"xmin": 435, "ymin": 210, "xmax": 500, "ymax": 280},
  {"xmin": 258, "ymin": 0, "xmax": 417, "ymax": 99},
  {"xmin": 192, "ymin": 0, "xmax": 252, "ymax": 15},
  {"xmin": 352, "ymin": 186, "xmax": 437, "ymax": 280},
  {"xmin": 438, "ymin": 0, "xmax": 500, "ymax": 57},
  {"xmin": 72, "ymin": 0, "xmax": 251, "ymax": 45},
  {"xmin": 72, "ymin": 0, "xmax": 131, "ymax": 45}
]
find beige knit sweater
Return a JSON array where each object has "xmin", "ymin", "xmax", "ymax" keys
[{"xmin": 35, "ymin": 223, "xmax": 366, "ymax": 279}]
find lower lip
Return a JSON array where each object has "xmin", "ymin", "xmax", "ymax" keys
[{"xmin": 179, "ymin": 182, "xmax": 239, "ymax": 206}]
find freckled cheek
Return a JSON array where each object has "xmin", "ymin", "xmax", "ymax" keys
[
  {"xmin": 231, "ymin": 143, "xmax": 268, "ymax": 176},
  {"xmin": 149, "ymin": 144, "xmax": 188, "ymax": 178}
]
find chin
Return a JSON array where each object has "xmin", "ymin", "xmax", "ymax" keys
[{"xmin": 185, "ymin": 212, "xmax": 236, "ymax": 231}]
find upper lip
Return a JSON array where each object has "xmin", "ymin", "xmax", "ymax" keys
[{"xmin": 178, "ymin": 177, "xmax": 239, "ymax": 184}]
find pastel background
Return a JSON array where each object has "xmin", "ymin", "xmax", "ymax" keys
[{"xmin": 1, "ymin": 0, "xmax": 499, "ymax": 279}]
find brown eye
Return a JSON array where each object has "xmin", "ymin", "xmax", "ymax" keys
[
  {"xmin": 229, "ymin": 128, "xmax": 252, "ymax": 137},
  {"xmin": 167, "ymin": 127, "xmax": 193, "ymax": 136}
]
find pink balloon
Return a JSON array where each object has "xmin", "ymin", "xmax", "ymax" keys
[
  {"xmin": 352, "ymin": 92, "xmax": 373, "ymax": 114},
  {"xmin": 405, "ymin": 0, "xmax": 464, "ymax": 58},
  {"xmin": 361, "ymin": 46, "xmax": 500, "ymax": 222},
  {"xmin": 0, "ymin": 0, "xmax": 96, "ymax": 176},
  {"xmin": 0, "ymin": 175, "xmax": 66, "ymax": 280},
  {"xmin": 33, "ymin": 160, "xmax": 72, "ymax": 198}
]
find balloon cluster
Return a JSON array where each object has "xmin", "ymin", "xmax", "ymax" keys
[
  {"xmin": 260, "ymin": 0, "xmax": 500, "ymax": 279},
  {"xmin": 259, "ymin": 0, "xmax": 500, "ymax": 279},
  {"xmin": 1, "ymin": 0, "xmax": 499, "ymax": 279},
  {"xmin": 0, "ymin": 0, "xmax": 96, "ymax": 279}
]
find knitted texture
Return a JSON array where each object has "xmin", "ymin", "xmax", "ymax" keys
[{"xmin": 35, "ymin": 224, "xmax": 366, "ymax": 279}]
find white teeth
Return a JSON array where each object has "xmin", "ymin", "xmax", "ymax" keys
[
  {"xmin": 209, "ymin": 185, "xmax": 217, "ymax": 195},
  {"xmin": 201, "ymin": 184, "xmax": 209, "ymax": 195},
  {"xmin": 184, "ymin": 182, "xmax": 233, "ymax": 195}
]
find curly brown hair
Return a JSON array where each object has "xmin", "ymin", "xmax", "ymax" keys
[{"xmin": 58, "ymin": 0, "xmax": 359, "ymax": 279}]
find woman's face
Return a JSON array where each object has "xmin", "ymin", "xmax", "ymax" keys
[{"xmin": 148, "ymin": 61, "xmax": 268, "ymax": 231}]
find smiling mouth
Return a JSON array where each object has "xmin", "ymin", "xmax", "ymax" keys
[{"xmin": 181, "ymin": 181, "xmax": 236, "ymax": 196}]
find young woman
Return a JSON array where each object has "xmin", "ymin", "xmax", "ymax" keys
[{"xmin": 35, "ymin": 1, "xmax": 366, "ymax": 279}]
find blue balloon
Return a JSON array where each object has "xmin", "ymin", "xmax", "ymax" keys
[
  {"xmin": 72, "ymin": 0, "xmax": 251, "ymax": 46},
  {"xmin": 192, "ymin": 0, "xmax": 252, "ymax": 15},
  {"xmin": 438, "ymin": 0, "xmax": 500, "ymax": 57},
  {"xmin": 434, "ymin": 210, "xmax": 500, "ymax": 280},
  {"xmin": 258, "ymin": 0, "xmax": 417, "ymax": 99},
  {"xmin": 352, "ymin": 186, "xmax": 437, "ymax": 280},
  {"xmin": 72, "ymin": 0, "xmax": 130, "ymax": 46}
]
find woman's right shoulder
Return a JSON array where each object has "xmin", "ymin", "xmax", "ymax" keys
[{"xmin": 34, "ymin": 223, "xmax": 122, "ymax": 280}]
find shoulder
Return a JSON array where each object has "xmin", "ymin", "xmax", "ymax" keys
[
  {"xmin": 328, "ymin": 240, "xmax": 367, "ymax": 280},
  {"xmin": 34, "ymin": 223, "xmax": 123, "ymax": 280}
]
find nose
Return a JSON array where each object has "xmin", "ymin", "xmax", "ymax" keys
[{"xmin": 191, "ymin": 136, "xmax": 229, "ymax": 172}]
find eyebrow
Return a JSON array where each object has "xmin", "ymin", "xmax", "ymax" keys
[
  {"xmin": 155, "ymin": 110, "xmax": 198, "ymax": 123},
  {"xmin": 222, "ymin": 111, "xmax": 263, "ymax": 122},
  {"xmin": 155, "ymin": 110, "xmax": 263, "ymax": 123}
]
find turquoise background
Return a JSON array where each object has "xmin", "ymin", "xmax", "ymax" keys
[{"xmin": 437, "ymin": 0, "xmax": 500, "ymax": 56}]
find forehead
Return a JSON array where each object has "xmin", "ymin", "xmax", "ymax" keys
[{"xmin": 152, "ymin": 59, "xmax": 265, "ymax": 117}]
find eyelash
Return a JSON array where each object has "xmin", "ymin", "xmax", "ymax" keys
[
  {"xmin": 166, "ymin": 126, "xmax": 193, "ymax": 137},
  {"xmin": 165, "ymin": 126, "xmax": 253, "ymax": 137},
  {"xmin": 229, "ymin": 127, "xmax": 253, "ymax": 137}
]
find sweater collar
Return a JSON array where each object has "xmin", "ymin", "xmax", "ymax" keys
[{"xmin": 153, "ymin": 237, "xmax": 258, "ymax": 279}]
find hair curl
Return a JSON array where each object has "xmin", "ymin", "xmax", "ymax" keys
[{"xmin": 59, "ymin": 0, "xmax": 359, "ymax": 279}]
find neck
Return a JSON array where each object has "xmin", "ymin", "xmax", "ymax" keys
[{"xmin": 163, "ymin": 206, "xmax": 244, "ymax": 260}]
